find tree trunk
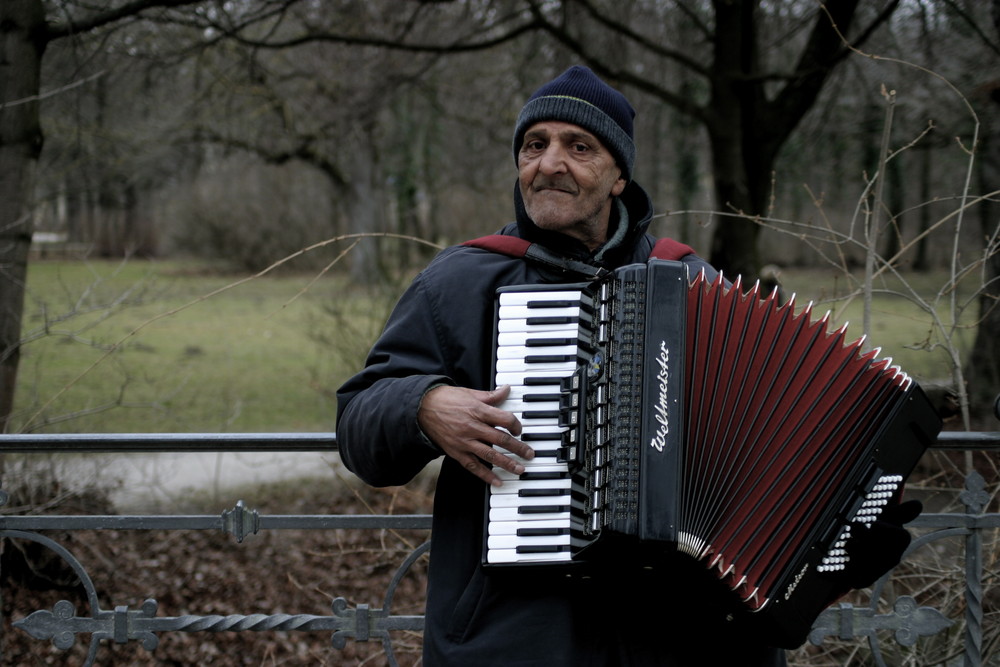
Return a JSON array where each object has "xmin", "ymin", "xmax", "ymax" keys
[
  {"xmin": 704, "ymin": 0, "xmax": 765, "ymax": 280},
  {"xmin": 964, "ymin": 97, "xmax": 1000, "ymax": 424},
  {"xmin": 705, "ymin": 126, "xmax": 763, "ymax": 280},
  {"xmin": 704, "ymin": 0, "xmax": 865, "ymax": 281},
  {"xmin": 0, "ymin": 0, "xmax": 46, "ymax": 432},
  {"xmin": 346, "ymin": 120, "xmax": 381, "ymax": 283},
  {"xmin": 962, "ymin": 0, "xmax": 1000, "ymax": 426}
]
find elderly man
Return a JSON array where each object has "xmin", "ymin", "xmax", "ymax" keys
[{"xmin": 336, "ymin": 66, "xmax": 907, "ymax": 666}]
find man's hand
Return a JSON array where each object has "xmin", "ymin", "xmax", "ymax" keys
[{"xmin": 418, "ymin": 384, "xmax": 534, "ymax": 486}]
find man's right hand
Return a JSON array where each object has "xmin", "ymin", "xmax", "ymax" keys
[{"xmin": 417, "ymin": 384, "xmax": 534, "ymax": 486}]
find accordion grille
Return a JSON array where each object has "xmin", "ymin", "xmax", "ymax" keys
[{"xmin": 606, "ymin": 276, "xmax": 644, "ymax": 530}]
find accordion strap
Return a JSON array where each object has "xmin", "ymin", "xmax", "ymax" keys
[
  {"xmin": 461, "ymin": 236, "xmax": 608, "ymax": 279},
  {"xmin": 462, "ymin": 235, "xmax": 696, "ymax": 280},
  {"xmin": 648, "ymin": 237, "xmax": 696, "ymax": 261}
]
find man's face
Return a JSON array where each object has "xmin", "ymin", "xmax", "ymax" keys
[{"xmin": 517, "ymin": 121, "xmax": 626, "ymax": 250}]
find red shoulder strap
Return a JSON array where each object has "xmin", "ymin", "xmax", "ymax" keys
[
  {"xmin": 649, "ymin": 237, "xmax": 696, "ymax": 261},
  {"xmin": 461, "ymin": 235, "xmax": 532, "ymax": 258}
]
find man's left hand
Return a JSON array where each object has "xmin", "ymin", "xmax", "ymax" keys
[{"xmin": 836, "ymin": 499, "xmax": 923, "ymax": 589}]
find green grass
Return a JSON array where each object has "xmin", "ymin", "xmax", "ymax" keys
[
  {"xmin": 11, "ymin": 259, "xmax": 977, "ymax": 434},
  {"xmin": 12, "ymin": 258, "xmax": 397, "ymax": 434},
  {"xmin": 777, "ymin": 267, "xmax": 977, "ymax": 385}
]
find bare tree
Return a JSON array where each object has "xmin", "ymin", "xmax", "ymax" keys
[
  {"xmin": 0, "ymin": 0, "xmax": 296, "ymax": 431},
  {"xmin": 963, "ymin": 0, "xmax": 1000, "ymax": 421},
  {"xmin": 5, "ymin": 0, "xmax": 997, "ymax": 431},
  {"xmin": 194, "ymin": 1, "xmax": 900, "ymax": 275},
  {"xmin": 0, "ymin": 0, "xmax": 46, "ymax": 432}
]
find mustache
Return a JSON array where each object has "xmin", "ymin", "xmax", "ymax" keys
[{"xmin": 531, "ymin": 177, "xmax": 577, "ymax": 194}]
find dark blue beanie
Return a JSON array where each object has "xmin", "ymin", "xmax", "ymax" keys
[{"xmin": 512, "ymin": 66, "xmax": 636, "ymax": 181}]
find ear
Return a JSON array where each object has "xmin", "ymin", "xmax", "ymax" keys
[{"xmin": 611, "ymin": 172, "xmax": 626, "ymax": 197}]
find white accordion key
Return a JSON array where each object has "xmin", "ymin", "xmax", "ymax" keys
[{"xmin": 488, "ymin": 506, "xmax": 572, "ymax": 523}]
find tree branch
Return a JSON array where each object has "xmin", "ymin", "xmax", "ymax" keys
[
  {"xmin": 176, "ymin": 2, "xmax": 542, "ymax": 55},
  {"xmin": 762, "ymin": 0, "xmax": 901, "ymax": 157},
  {"xmin": 570, "ymin": 0, "xmax": 711, "ymax": 78},
  {"xmin": 523, "ymin": 0, "xmax": 708, "ymax": 122},
  {"xmin": 194, "ymin": 131, "xmax": 349, "ymax": 188},
  {"xmin": 939, "ymin": 0, "xmax": 1000, "ymax": 58},
  {"xmin": 45, "ymin": 0, "xmax": 207, "ymax": 42}
]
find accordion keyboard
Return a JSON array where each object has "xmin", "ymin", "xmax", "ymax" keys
[{"xmin": 485, "ymin": 288, "xmax": 593, "ymax": 564}]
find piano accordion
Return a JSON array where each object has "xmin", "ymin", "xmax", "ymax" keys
[{"xmin": 483, "ymin": 259, "xmax": 941, "ymax": 646}]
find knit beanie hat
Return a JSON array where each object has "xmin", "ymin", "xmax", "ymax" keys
[{"xmin": 513, "ymin": 65, "xmax": 636, "ymax": 182}]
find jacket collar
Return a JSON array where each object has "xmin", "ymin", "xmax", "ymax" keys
[{"xmin": 512, "ymin": 179, "xmax": 654, "ymax": 268}]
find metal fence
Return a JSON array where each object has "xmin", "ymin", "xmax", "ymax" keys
[{"xmin": 1, "ymin": 431, "xmax": 998, "ymax": 666}]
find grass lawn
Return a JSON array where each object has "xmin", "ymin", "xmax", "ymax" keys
[
  {"xmin": 776, "ymin": 266, "xmax": 976, "ymax": 386},
  {"xmin": 11, "ymin": 258, "xmax": 398, "ymax": 434},
  {"xmin": 10, "ymin": 258, "xmax": 976, "ymax": 434}
]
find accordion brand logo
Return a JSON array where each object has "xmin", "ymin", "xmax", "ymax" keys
[
  {"xmin": 784, "ymin": 562, "xmax": 811, "ymax": 600},
  {"xmin": 650, "ymin": 340, "xmax": 671, "ymax": 453}
]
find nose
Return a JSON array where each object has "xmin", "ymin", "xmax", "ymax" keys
[{"xmin": 538, "ymin": 143, "xmax": 568, "ymax": 174}]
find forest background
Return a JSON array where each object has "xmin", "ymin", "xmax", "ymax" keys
[
  {"xmin": 1, "ymin": 1, "xmax": 1000, "ymax": 664},
  {"xmin": 2, "ymin": 0, "xmax": 999, "ymax": 437}
]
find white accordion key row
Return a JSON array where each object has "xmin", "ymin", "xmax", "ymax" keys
[{"xmin": 487, "ymin": 288, "xmax": 590, "ymax": 565}]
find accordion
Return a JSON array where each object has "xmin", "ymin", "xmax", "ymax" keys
[{"xmin": 483, "ymin": 259, "xmax": 941, "ymax": 647}]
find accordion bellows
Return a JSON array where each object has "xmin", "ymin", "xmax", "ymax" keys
[
  {"xmin": 484, "ymin": 260, "xmax": 941, "ymax": 647},
  {"xmin": 680, "ymin": 271, "xmax": 916, "ymax": 608}
]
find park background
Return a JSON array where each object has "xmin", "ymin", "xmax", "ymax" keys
[{"xmin": 1, "ymin": 1, "xmax": 999, "ymax": 664}]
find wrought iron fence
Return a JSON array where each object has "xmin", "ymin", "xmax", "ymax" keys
[{"xmin": 1, "ymin": 431, "xmax": 998, "ymax": 666}]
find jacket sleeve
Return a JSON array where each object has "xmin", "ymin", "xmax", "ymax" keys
[{"xmin": 335, "ymin": 273, "xmax": 454, "ymax": 487}]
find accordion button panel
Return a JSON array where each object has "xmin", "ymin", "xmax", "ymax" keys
[
  {"xmin": 816, "ymin": 473, "xmax": 904, "ymax": 573},
  {"xmin": 487, "ymin": 289, "xmax": 592, "ymax": 565}
]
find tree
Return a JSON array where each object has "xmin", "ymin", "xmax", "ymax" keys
[
  {"xmin": 0, "ymin": 0, "xmax": 47, "ymax": 432},
  {"xmin": 5, "ymin": 0, "xmax": 997, "ymax": 430},
  {"xmin": 0, "ymin": 0, "xmax": 288, "ymax": 432},
  {"xmin": 1, "ymin": 0, "xmax": 471, "ymax": 430},
  {"xmin": 963, "ymin": 0, "xmax": 1000, "ymax": 422},
  {"xmin": 175, "ymin": 0, "xmax": 999, "ymax": 419},
  {"xmin": 193, "ymin": 0, "xmax": 899, "ymax": 275},
  {"xmin": 535, "ymin": 1, "xmax": 903, "ymax": 277}
]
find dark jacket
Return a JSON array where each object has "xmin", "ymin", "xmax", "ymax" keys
[{"xmin": 336, "ymin": 181, "xmax": 787, "ymax": 666}]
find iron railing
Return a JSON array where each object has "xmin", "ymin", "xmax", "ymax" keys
[{"xmin": 1, "ymin": 431, "xmax": 998, "ymax": 666}]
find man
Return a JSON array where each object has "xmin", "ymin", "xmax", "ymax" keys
[{"xmin": 336, "ymin": 66, "xmax": 912, "ymax": 666}]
